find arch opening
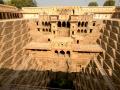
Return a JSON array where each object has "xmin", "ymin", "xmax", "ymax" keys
[
  {"xmin": 46, "ymin": 29, "xmax": 48, "ymax": 31},
  {"xmin": 60, "ymin": 50, "xmax": 65, "ymax": 55},
  {"xmin": 84, "ymin": 29, "xmax": 87, "ymax": 33},
  {"xmin": 77, "ymin": 29, "xmax": 80, "ymax": 33},
  {"xmin": 42, "ymin": 22, "xmax": 44, "ymax": 25},
  {"xmin": 77, "ymin": 40, "xmax": 79, "ymax": 44},
  {"xmin": 62, "ymin": 21, "xmax": 66, "ymax": 27},
  {"xmin": 55, "ymin": 50, "xmax": 58, "ymax": 54},
  {"xmin": 45, "ymin": 22, "xmax": 47, "ymax": 26},
  {"xmin": 36, "ymin": 21, "xmax": 39, "ymax": 25},
  {"xmin": 43, "ymin": 29, "xmax": 45, "ymax": 31},
  {"xmin": 67, "ymin": 22, "xmax": 70, "ymax": 28},
  {"xmin": 48, "ymin": 22, "xmax": 50, "ymax": 26},
  {"xmin": 66, "ymin": 51, "xmax": 70, "ymax": 57},
  {"xmin": 38, "ymin": 28, "xmax": 40, "ymax": 31},
  {"xmin": 48, "ymin": 38, "xmax": 50, "ymax": 41},
  {"xmin": 81, "ymin": 29, "xmax": 83, "ymax": 33},
  {"xmin": 53, "ymin": 31, "xmax": 55, "ymax": 34},
  {"xmin": 78, "ymin": 22, "xmax": 80, "ymax": 27},
  {"xmin": 93, "ymin": 22, "xmax": 96, "ymax": 26},
  {"xmin": 72, "ymin": 31, "xmax": 74, "ymax": 35},
  {"xmin": 85, "ymin": 22, "xmax": 88, "ymax": 27},
  {"xmin": 81, "ymin": 22, "xmax": 84, "ymax": 27},
  {"xmin": 90, "ymin": 29, "xmax": 93, "ymax": 33},
  {"xmin": 0, "ymin": 13, "xmax": 2, "ymax": 19},
  {"xmin": 58, "ymin": 21, "xmax": 61, "ymax": 27}
]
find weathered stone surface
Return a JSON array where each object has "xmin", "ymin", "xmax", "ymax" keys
[
  {"xmin": 3, "ymin": 27, "xmax": 13, "ymax": 35},
  {"xmin": 103, "ymin": 35, "xmax": 108, "ymax": 43},
  {"xmin": 101, "ymin": 41, "xmax": 107, "ymax": 50},
  {"xmin": 3, "ymin": 33, "xmax": 13, "ymax": 42},
  {"xmin": 106, "ymin": 24, "xmax": 111, "ymax": 30},
  {"xmin": 110, "ymin": 32, "xmax": 118, "ymax": 41},
  {"xmin": 0, "ymin": 22, "xmax": 4, "ymax": 28},
  {"xmin": 107, "ymin": 46, "xmax": 115, "ymax": 58},
  {"xmin": 2, "ymin": 40, "xmax": 13, "ymax": 51},
  {"xmin": 118, "ymin": 34, "xmax": 120, "ymax": 44},
  {"xmin": 108, "ymin": 38, "xmax": 117, "ymax": 49},
  {"xmin": 112, "ymin": 21, "xmax": 119, "ymax": 26},
  {"xmin": 3, "ymin": 21, "xmax": 14, "ymax": 27},
  {"xmin": 112, "ymin": 26, "xmax": 119, "ymax": 34},
  {"xmin": 104, "ymin": 29, "xmax": 110, "ymax": 36},
  {"xmin": 0, "ymin": 19, "xmax": 31, "ymax": 67},
  {"xmin": 1, "ymin": 48, "xmax": 13, "ymax": 61},
  {"xmin": 107, "ymin": 20, "xmax": 112, "ymax": 25},
  {"xmin": 115, "ymin": 51, "xmax": 120, "ymax": 59}
]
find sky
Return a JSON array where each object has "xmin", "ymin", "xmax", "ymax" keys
[{"xmin": 36, "ymin": 0, "xmax": 119, "ymax": 6}]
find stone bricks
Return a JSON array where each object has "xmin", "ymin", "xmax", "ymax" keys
[
  {"xmin": 103, "ymin": 61, "xmax": 109, "ymax": 69},
  {"xmin": 101, "ymin": 41, "xmax": 107, "ymax": 51},
  {"xmin": 102, "ymin": 35, "xmax": 108, "ymax": 43},
  {"xmin": 103, "ymin": 20, "xmax": 106, "ymax": 24},
  {"xmin": 3, "ymin": 33, "xmax": 13, "ymax": 42},
  {"xmin": 1, "ymin": 40, "xmax": 13, "ymax": 51},
  {"xmin": 1, "ymin": 48, "xmax": 13, "ymax": 61},
  {"xmin": 112, "ymin": 21, "xmax": 119, "ymax": 26},
  {"xmin": 117, "ymin": 43, "xmax": 120, "ymax": 52},
  {"xmin": 111, "ymin": 26, "xmax": 119, "ymax": 34},
  {"xmin": 3, "ymin": 27, "xmax": 13, "ymax": 35},
  {"xmin": 106, "ymin": 59, "xmax": 113, "ymax": 68},
  {"xmin": 108, "ymin": 38, "xmax": 117, "ymax": 49},
  {"xmin": 99, "ymin": 52, "xmax": 105, "ymax": 59},
  {"xmin": 114, "ymin": 60, "xmax": 120, "ymax": 71},
  {"xmin": 105, "ymin": 53, "xmax": 111, "ymax": 60},
  {"xmin": 0, "ymin": 22, "xmax": 4, "ymax": 28},
  {"xmin": 3, "ymin": 21, "xmax": 14, "ymax": 27},
  {"xmin": 14, "ymin": 51, "xmax": 23, "ymax": 61},
  {"xmin": 104, "ymin": 29, "xmax": 110, "ymax": 36},
  {"xmin": 0, "ymin": 28, "xmax": 4, "ymax": 35},
  {"xmin": 14, "ymin": 30, "xmax": 21, "ymax": 36},
  {"xmin": 14, "ymin": 25, "xmax": 22, "ymax": 31},
  {"xmin": 118, "ymin": 34, "xmax": 120, "ymax": 44},
  {"xmin": 110, "ymin": 32, "xmax": 118, "ymax": 41},
  {"xmin": 115, "ymin": 51, "xmax": 120, "ymax": 59},
  {"xmin": 13, "ymin": 20, "xmax": 22, "ymax": 26},
  {"xmin": 21, "ymin": 28, "xmax": 28, "ymax": 34},
  {"xmin": 106, "ymin": 25, "xmax": 111, "ymax": 30},
  {"xmin": 14, "ymin": 43, "xmax": 23, "ymax": 53},
  {"xmin": 107, "ymin": 20, "xmax": 112, "ymax": 25},
  {"xmin": 107, "ymin": 46, "xmax": 115, "ymax": 58},
  {"xmin": 13, "ymin": 36, "xmax": 21, "ymax": 45},
  {"xmin": 0, "ymin": 36, "xmax": 3, "ymax": 43}
]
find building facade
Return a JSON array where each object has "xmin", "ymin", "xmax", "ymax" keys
[{"xmin": 0, "ymin": 4, "xmax": 120, "ymax": 90}]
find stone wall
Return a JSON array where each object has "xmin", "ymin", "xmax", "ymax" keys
[
  {"xmin": 96, "ymin": 19, "xmax": 120, "ymax": 89},
  {"xmin": 0, "ymin": 19, "xmax": 32, "ymax": 69},
  {"xmin": 73, "ymin": 19, "xmax": 120, "ymax": 90},
  {"xmin": 97, "ymin": 19, "xmax": 120, "ymax": 71}
]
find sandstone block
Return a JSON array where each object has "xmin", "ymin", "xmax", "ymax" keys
[
  {"xmin": 112, "ymin": 26, "xmax": 119, "ymax": 34},
  {"xmin": 110, "ymin": 32, "xmax": 118, "ymax": 41}
]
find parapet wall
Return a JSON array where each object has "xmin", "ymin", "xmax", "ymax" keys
[
  {"xmin": 0, "ymin": 19, "xmax": 32, "ymax": 69},
  {"xmin": 0, "ymin": 4, "xmax": 18, "ymax": 12},
  {"xmin": 21, "ymin": 6, "xmax": 119, "ymax": 15}
]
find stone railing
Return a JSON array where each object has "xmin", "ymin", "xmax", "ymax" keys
[{"xmin": 0, "ymin": 4, "xmax": 18, "ymax": 12}]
